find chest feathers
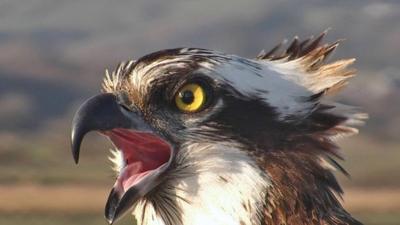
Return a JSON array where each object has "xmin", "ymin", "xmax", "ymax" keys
[{"xmin": 130, "ymin": 142, "xmax": 271, "ymax": 225}]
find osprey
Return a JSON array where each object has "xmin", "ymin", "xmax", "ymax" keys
[{"xmin": 71, "ymin": 32, "xmax": 366, "ymax": 225}]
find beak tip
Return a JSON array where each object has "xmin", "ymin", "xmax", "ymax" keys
[
  {"xmin": 106, "ymin": 219, "xmax": 114, "ymax": 225},
  {"xmin": 73, "ymin": 155, "xmax": 79, "ymax": 164},
  {"xmin": 71, "ymin": 137, "xmax": 81, "ymax": 164}
]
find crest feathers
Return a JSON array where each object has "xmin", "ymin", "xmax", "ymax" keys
[{"xmin": 257, "ymin": 30, "xmax": 356, "ymax": 95}]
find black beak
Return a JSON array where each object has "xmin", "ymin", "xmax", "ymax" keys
[
  {"xmin": 70, "ymin": 93, "xmax": 170, "ymax": 224},
  {"xmin": 71, "ymin": 93, "xmax": 131, "ymax": 164}
]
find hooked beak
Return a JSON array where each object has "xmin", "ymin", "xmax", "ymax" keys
[
  {"xmin": 71, "ymin": 93, "xmax": 132, "ymax": 164},
  {"xmin": 71, "ymin": 93, "xmax": 173, "ymax": 224}
]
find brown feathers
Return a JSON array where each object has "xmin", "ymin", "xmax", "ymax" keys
[
  {"xmin": 261, "ymin": 150, "xmax": 362, "ymax": 225},
  {"xmin": 254, "ymin": 31, "xmax": 365, "ymax": 225},
  {"xmin": 257, "ymin": 30, "xmax": 356, "ymax": 95},
  {"xmin": 256, "ymin": 30, "xmax": 336, "ymax": 62}
]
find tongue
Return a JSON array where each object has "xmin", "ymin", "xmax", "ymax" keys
[
  {"xmin": 104, "ymin": 128, "xmax": 171, "ymax": 192},
  {"xmin": 118, "ymin": 162, "xmax": 152, "ymax": 191}
]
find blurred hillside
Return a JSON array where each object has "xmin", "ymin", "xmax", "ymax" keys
[
  {"xmin": 0, "ymin": 0, "xmax": 399, "ymax": 225},
  {"xmin": 0, "ymin": 0, "xmax": 399, "ymax": 139}
]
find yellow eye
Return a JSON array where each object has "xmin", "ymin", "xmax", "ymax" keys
[{"xmin": 175, "ymin": 83, "xmax": 206, "ymax": 112}]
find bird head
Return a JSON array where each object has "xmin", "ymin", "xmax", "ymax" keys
[{"xmin": 71, "ymin": 33, "xmax": 366, "ymax": 225}]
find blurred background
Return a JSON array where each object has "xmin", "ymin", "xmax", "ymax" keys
[{"xmin": 0, "ymin": 0, "xmax": 399, "ymax": 224}]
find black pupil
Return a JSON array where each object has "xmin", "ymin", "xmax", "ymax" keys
[{"xmin": 181, "ymin": 90, "xmax": 194, "ymax": 104}]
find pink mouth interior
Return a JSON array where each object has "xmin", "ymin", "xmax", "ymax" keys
[{"xmin": 103, "ymin": 128, "xmax": 171, "ymax": 193}]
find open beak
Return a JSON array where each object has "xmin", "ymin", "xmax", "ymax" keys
[{"xmin": 71, "ymin": 93, "xmax": 173, "ymax": 224}]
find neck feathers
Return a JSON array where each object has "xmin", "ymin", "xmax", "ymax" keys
[
  {"xmin": 132, "ymin": 142, "xmax": 270, "ymax": 225},
  {"xmin": 260, "ymin": 146, "xmax": 362, "ymax": 225}
]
